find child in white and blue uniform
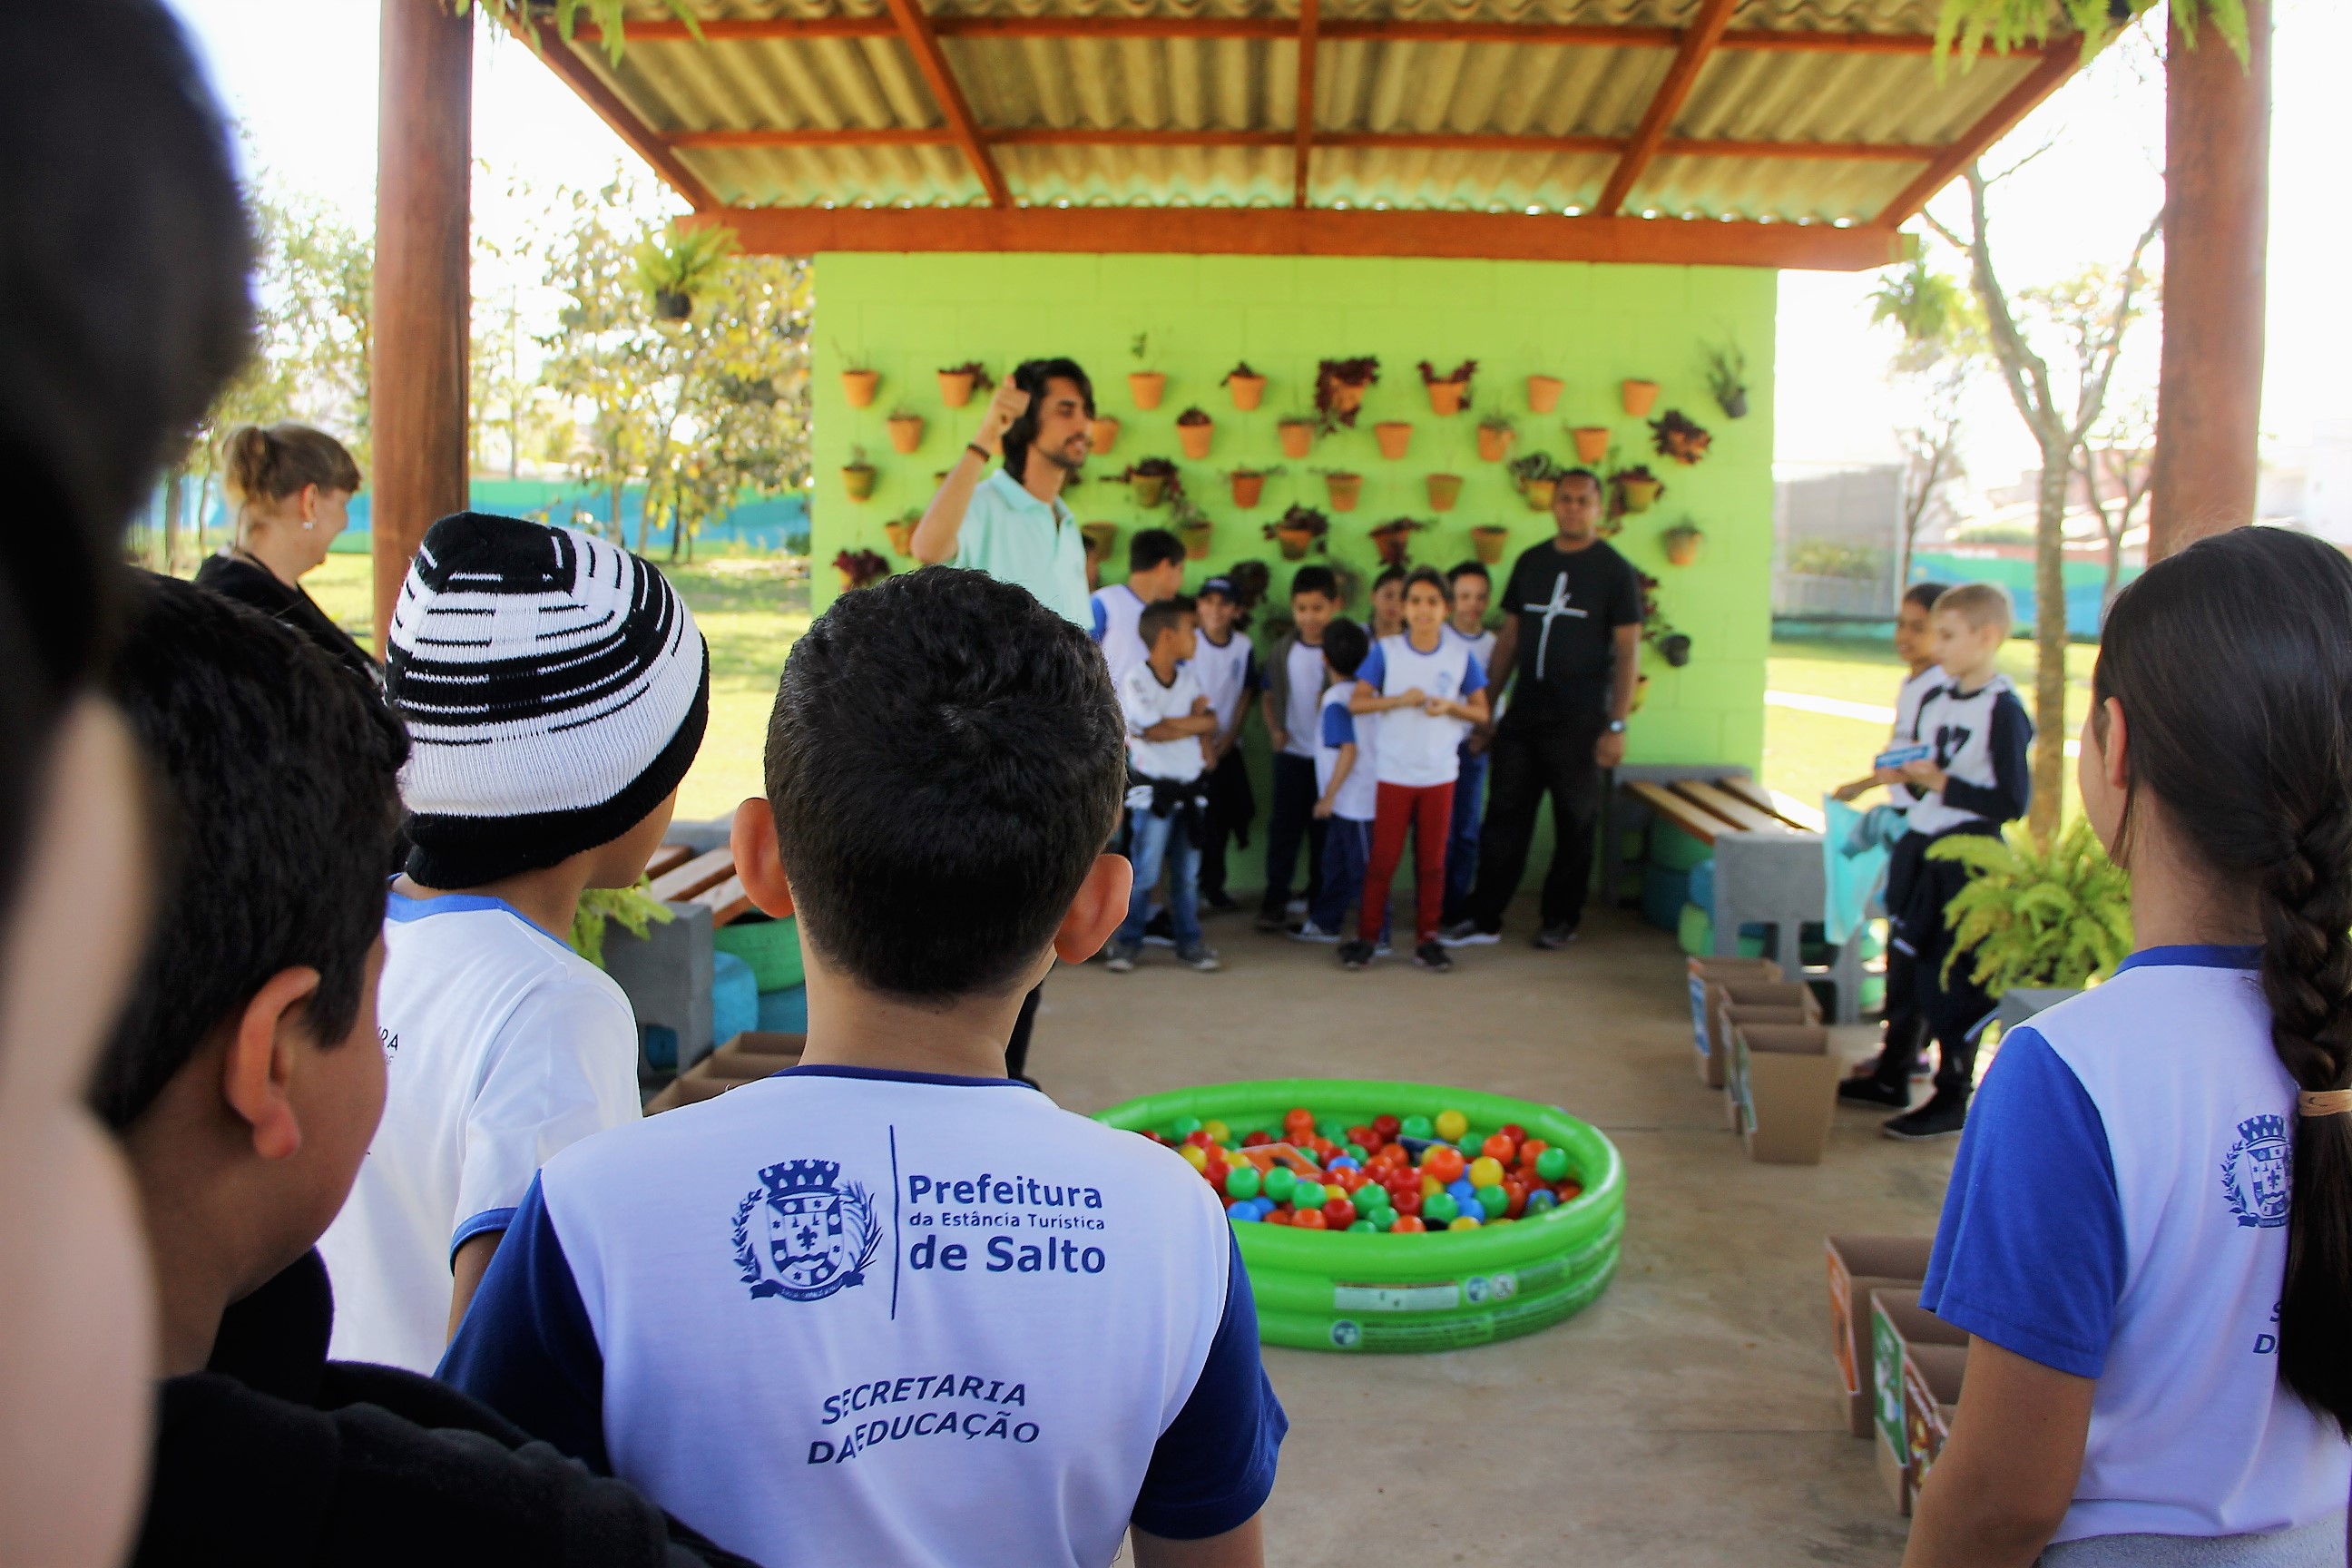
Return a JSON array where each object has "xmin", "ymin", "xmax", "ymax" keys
[
  {"xmin": 1302, "ymin": 618, "xmax": 1382, "ymax": 946},
  {"xmin": 1906, "ymin": 529, "xmax": 2352, "ymax": 1565}
]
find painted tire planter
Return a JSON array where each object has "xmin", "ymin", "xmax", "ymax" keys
[{"xmin": 1093, "ymin": 1077, "xmax": 1625, "ymax": 1353}]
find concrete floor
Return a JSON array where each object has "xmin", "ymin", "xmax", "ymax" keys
[{"xmin": 1031, "ymin": 898, "xmax": 1954, "ymax": 1568}]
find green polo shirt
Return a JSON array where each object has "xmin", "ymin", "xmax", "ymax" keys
[{"xmin": 950, "ymin": 467, "xmax": 1091, "ymax": 626}]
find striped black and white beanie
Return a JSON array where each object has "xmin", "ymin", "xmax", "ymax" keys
[{"xmin": 387, "ymin": 514, "xmax": 709, "ymax": 887}]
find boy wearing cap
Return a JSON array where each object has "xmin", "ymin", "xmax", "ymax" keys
[
  {"xmin": 318, "ymin": 514, "xmax": 709, "ymax": 1373},
  {"xmin": 1189, "ymin": 575, "xmax": 1260, "ymax": 912}
]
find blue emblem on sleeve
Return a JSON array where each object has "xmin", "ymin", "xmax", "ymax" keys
[
  {"xmin": 2221, "ymin": 1114, "xmax": 2291, "ymax": 1229},
  {"xmin": 732, "ymin": 1158, "xmax": 884, "ymax": 1301}
]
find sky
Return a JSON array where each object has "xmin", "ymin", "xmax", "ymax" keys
[{"xmin": 165, "ymin": 0, "xmax": 2350, "ymax": 495}]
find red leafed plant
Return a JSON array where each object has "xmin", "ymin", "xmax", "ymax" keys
[
  {"xmin": 833, "ymin": 548, "xmax": 891, "ymax": 590},
  {"xmin": 1416, "ymin": 359, "xmax": 1476, "ymax": 387},
  {"xmin": 1649, "ymin": 409, "xmax": 1713, "ymax": 466},
  {"xmin": 1314, "ymin": 357, "xmax": 1381, "ymax": 430}
]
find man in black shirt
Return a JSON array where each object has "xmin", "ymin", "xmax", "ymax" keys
[{"xmin": 1439, "ymin": 469, "xmax": 1642, "ymax": 949}]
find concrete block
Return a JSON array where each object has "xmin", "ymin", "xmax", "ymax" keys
[{"xmin": 603, "ymin": 899, "xmax": 715, "ymax": 1073}]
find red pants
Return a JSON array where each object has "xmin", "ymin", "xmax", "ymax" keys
[{"xmin": 1362, "ymin": 780, "xmax": 1455, "ymax": 944}]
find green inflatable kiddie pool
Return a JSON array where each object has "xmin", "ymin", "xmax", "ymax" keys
[{"xmin": 1093, "ymin": 1078, "xmax": 1624, "ymax": 1353}]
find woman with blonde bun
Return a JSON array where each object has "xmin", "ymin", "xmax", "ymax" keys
[{"xmin": 195, "ymin": 421, "xmax": 374, "ymax": 678}]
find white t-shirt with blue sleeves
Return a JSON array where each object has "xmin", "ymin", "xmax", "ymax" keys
[
  {"xmin": 1090, "ymin": 583, "xmax": 1149, "ymax": 691},
  {"xmin": 1923, "ymin": 946, "xmax": 2350, "ymax": 1544},
  {"xmin": 1356, "ymin": 632, "xmax": 1487, "ymax": 789},
  {"xmin": 1315, "ymin": 682, "xmax": 1378, "ymax": 822},
  {"xmin": 441, "ymin": 1065, "xmax": 1285, "ymax": 1567}
]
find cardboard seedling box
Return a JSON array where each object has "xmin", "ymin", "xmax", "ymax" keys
[
  {"xmin": 710, "ymin": 1031, "xmax": 805, "ymax": 1072},
  {"xmin": 1901, "ymin": 1341, "xmax": 1967, "ymax": 1509},
  {"xmin": 1826, "ymin": 1236, "xmax": 1936, "ymax": 1438},
  {"xmin": 1731, "ymin": 1023, "xmax": 1839, "ymax": 1162},
  {"xmin": 1870, "ymin": 1289, "xmax": 1966, "ymax": 1514},
  {"xmin": 1705, "ymin": 978, "xmax": 1818, "ymax": 1093},
  {"xmin": 1686, "ymin": 956, "xmax": 1783, "ymax": 1087}
]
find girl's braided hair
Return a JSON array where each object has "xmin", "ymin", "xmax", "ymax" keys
[{"xmin": 2094, "ymin": 525, "xmax": 2352, "ymax": 1432}]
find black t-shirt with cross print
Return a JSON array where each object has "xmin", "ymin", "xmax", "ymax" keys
[{"xmin": 1497, "ymin": 536, "xmax": 1642, "ymax": 732}]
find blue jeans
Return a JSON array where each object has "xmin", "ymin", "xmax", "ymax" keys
[
  {"xmin": 1443, "ymin": 746, "xmax": 1488, "ymax": 923},
  {"xmin": 1116, "ymin": 808, "xmax": 1202, "ymax": 950},
  {"xmin": 1310, "ymin": 816, "xmax": 1372, "ymax": 935}
]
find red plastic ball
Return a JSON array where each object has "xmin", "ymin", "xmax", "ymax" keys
[
  {"xmin": 1321, "ymin": 1197, "xmax": 1357, "ymax": 1230},
  {"xmin": 1373, "ymin": 1113, "xmax": 1401, "ymax": 1138},
  {"xmin": 1242, "ymin": 1130, "xmax": 1272, "ymax": 1148},
  {"xmin": 1284, "ymin": 1107, "xmax": 1314, "ymax": 1132},
  {"xmin": 1390, "ymin": 1188, "xmax": 1423, "ymax": 1218},
  {"xmin": 1499, "ymin": 1122, "xmax": 1527, "ymax": 1145},
  {"xmin": 1264, "ymin": 1206, "xmax": 1293, "ymax": 1226},
  {"xmin": 1292, "ymin": 1208, "xmax": 1329, "ymax": 1230},
  {"xmin": 1481, "ymin": 1132, "xmax": 1516, "ymax": 1163},
  {"xmin": 1390, "ymin": 1214, "xmax": 1426, "ymax": 1233},
  {"xmin": 1184, "ymin": 1129, "xmax": 1212, "ymax": 1148}
]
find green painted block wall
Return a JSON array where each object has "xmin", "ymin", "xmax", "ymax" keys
[{"xmin": 812, "ymin": 251, "xmax": 1773, "ymax": 776}]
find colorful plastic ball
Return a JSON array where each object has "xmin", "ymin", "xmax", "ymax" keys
[
  {"xmin": 1292, "ymin": 1181, "xmax": 1327, "ymax": 1211},
  {"xmin": 1345, "ymin": 1142, "xmax": 1369, "ymax": 1163},
  {"xmin": 1172, "ymin": 1115, "xmax": 1203, "ymax": 1138},
  {"xmin": 1264, "ymin": 1205, "xmax": 1293, "ymax": 1225},
  {"xmin": 1516, "ymin": 1138, "xmax": 1548, "ymax": 1170},
  {"xmin": 1390, "ymin": 1214, "xmax": 1426, "ymax": 1233},
  {"xmin": 1284, "ymin": 1106, "xmax": 1314, "ymax": 1131},
  {"xmin": 1448, "ymin": 1214, "xmax": 1483, "ymax": 1230},
  {"xmin": 1500, "ymin": 1122, "xmax": 1527, "ymax": 1144},
  {"xmin": 1224, "ymin": 1166, "xmax": 1262, "ymax": 1200},
  {"xmin": 1138, "ymin": 1130, "xmax": 1166, "ymax": 1144},
  {"xmin": 1481, "ymin": 1133, "xmax": 1516, "ymax": 1163},
  {"xmin": 1434, "ymin": 1109, "xmax": 1469, "ymax": 1142},
  {"xmin": 1202, "ymin": 1119, "xmax": 1231, "ymax": 1144},
  {"xmin": 1229, "ymin": 1204, "xmax": 1262, "ymax": 1223},
  {"xmin": 1263, "ymin": 1166, "xmax": 1298, "ymax": 1201},
  {"xmin": 1475, "ymin": 1184, "xmax": 1509, "ymax": 1219},
  {"xmin": 1422, "ymin": 1146, "xmax": 1465, "ymax": 1183},
  {"xmin": 1315, "ymin": 1117, "xmax": 1346, "ymax": 1143},
  {"xmin": 1419, "ymin": 1173, "xmax": 1443, "ymax": 1200},
  {"xmin": 1373, "ymin": 1113, "xmax": 1402, "ymax": 1138},
  {"xmin": 1348, "ymin": 1220, "xmax": 1379, "ymax": 1233},
  {"xmin": 1446, "ymin": 1179, "xmax": 1479, "ymax": 1209},
  {"xmin": 1322, "ymin": 1198, "xmax": 1357, "ymax": 1230},
  {"xmin": 1468, "ymin": 1155, "xmax": 1505, "ymax": 1188},
  {"xmin": 1524, "ymin": 1189, "xmax": 1558, "ymax": 1215},
  {"xmin": 1359, "ymin": 1200, "xmax": 1394, "ymax": 1229},
  {"xmin": 1534, "ymin": 1146, "xmax": 1571, "ymax": 1181},
  {"xmin": 1179, "ymin": 1144, "xmax": 1209, "ymax": 1171},
  {"xmin": 1328, "ymin": 1155, "xmax": 1360, "ymax": 1172},
  {"xmin": 1502, "ymin": 1180, "xmax": 1530, "ymax": 1219},
  {"xmin": 1390, "ymin": 1188, "xmax": 1422, "ymax": 1218},
  {"xmin": 1423, "ymin": 1191, "xmax": 1460, "ymax": 1224},
  {"xmin": 1292, "ymin": 1208, "xmax": 1328, "ymax": 1230},
  {"xmin": 1400, "ymin": 1114, "xmax": 1433, "ymax": 1140},
  {"xmin": 1243, "ymin": 1130, "xmax": 1272, "ymax": 1148}
]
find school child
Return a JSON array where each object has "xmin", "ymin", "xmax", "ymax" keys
[
  {"xmin": 1298, "ymin": 619, "xmax": 1383, "ymax": 946},
  {"xmin": 1367, "ymin": 564, "xmax": 1407, "ymax": 641},
  {"xmin": 1190, "ymin": 575, "xmax": 1262, "ymax": 913},
  {"xmin": 317, "ymin": 514, "xmax": 709, "ymax": 1372},
  {"xmin": 1257, "ymin": 564, "xmax": 1342, "ymax": 931},
  {"xmin": 93, "ymin": 577, "xmax": 752, "ymax": 1568},
  {"xmin": 1341, "ymin": 568, "xmax": 1490, "ymax": 974},
  {"xmin": 1440, "ymin": 561, "xmax": 1498, "ymax": 926},
  {"xmin": 1907, "ymin": 527, "xmax": 2352, "ymax": 1564},
  {"xmin": 1836, "ymin": 579, "xmax": 1952, "ymax": 1110},
  {"xmin": 1106, "ymin": 596, "xmax": 1222, "ymax": 974},
  {"xmin": 1091, "ymin": 527, "xmax": 1186, "ymax": 689},
  {"xmin": 1867, "ymin": 583, "xmax": 2031, "ymax": 1141},
  {"xmin": 443, "ymin": 567, "xmax": 1286, "ymax": 1568}
]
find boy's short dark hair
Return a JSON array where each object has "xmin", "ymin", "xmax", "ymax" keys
[
  {"xmin": 1402, "ymin": 565, "xmax": 1448, "ymax": 600},
  {"xmin": 1321, "ymin": 618, "xmax": 1369, "ymax": 679},
  {"xmin": 1138, "ymin": 594, "xmax": 1196, "ymax": 649},
  {"xmin": 1559, "ymin": 467, "xmax": 1602, "ymax": 497},
  {"xmin": 1001, "ymin": 357, "xmax": 1093, "ymax": 484},
  {"xmin": 1129, "ymin": 529, "xmax": 1184, "ymax": 574},
  {"xmin": 1289, "ymin": 565, "xmax": 1338, "ymax": 603},
  {"xmin": 1446, "ymin": 560, "xmax": 1490, "ymax": 587},
  {"xmin": 1903, "ymin": 579, "xmax": 1953, "ymax": 612},
  {"xmin": 1373, "ymin": 565, "xmax": 1407, "ymax": 593},
  {"xmin": 765, "ymin": 568, "xmax": 1123, "ymax": 1001},
  {"xmin": 93, "ymin": 575, "xmax": 408, "ymax": 1130}
]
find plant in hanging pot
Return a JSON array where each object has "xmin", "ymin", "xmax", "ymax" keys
[
  {"xmin": 1621, "ymin": 378, "xmax": 1661, "ymax": 417},
  {"xmin": 1416, "ymin": 358, "xmax": 1476, "ymax": 416},
  {"xmin": 1475, "ymin": 410, "xmax": 1517, "ymax": 463},
  {"xmin": 884, "ymin": 507, "xmax": 923, "ymax": 557},
  {"xmin": 1649, "ymin": 408, "xmax": 1713, "ymax": 466},
  {"xmin": 634, "ymin": 219, "xmax": 735, "ymax": 323},
  {"xmin": 1176, "ymin": 406, "xmax": 1215, "ymax": 460},
  {"xmin": 1367, "ymin": 516, "xmax": 1428, "ymax": 568},
  {"xmin": 1373, "ymin": 420, "xmax": 1414, "ymax": 460},
  {"xmin": 1222, "ymin": 361, "xmax": 1267, "ymax": 412},
  {"xmin": 1277, "ymin": 416, "xmax": 1315, "ymax": 459},
  {"xmin": 1425, "ymin": 472, "xmax": 1465, "ymax": 512},
  {"xmin": 1264, "ymin": 503, "xmax": 1330, "ymax": 562},
  {"xmin": 1087, "ymin": 414, "xmax": 1122, "ymax": 457},
  {"xmin": 1611, "ymin": 463, "xmax": 1665, "ymax": 514},
  {"xmin": 1120, "ymin": 456, "xmax": 1181, "ymax": 509},
  {"xmin": 885, "ymin": 407, "xmax": 925, "ymax": 455},
  {"xmin": 1225, "ymin": 464, "xmax": 1285, "ymax": 509},
  {"xmin": 1507, "ymin": 451, "xmax": 1565, "ymax": 512},
  {"xmin": 833, "ymin": 547, "xmax": 890, "ymax": 592},
  {"xmin": 1660, "ymin": 520, "xmax": 1703, "ymax": 567},
  {"xmin": 1526, "ymin": 374, "xmax": 1564, "ymax": 414},
  {"xmin": 840, "ymin": 366, "xmax": 880, "ymax": 407},
  {"xmin": 1569, "ymin": 425, "xmax": 1612, "ymax": 466},
  {"xmin": 1317, "ymin": 468, "xmax": 1364, "ymax": 513},
  {"xmin": 1702, "ymin": 342, "xmax": 1748, "ymax": 419},
  {"xmin": 936, "ymin": 360, "xmax": 994, "ymax": 408},
  {"xmin": 1170, "ymin": 496, "xmax": 1215, "ymax": 562},
  {"xmin": 841, "ymin": 445, "xmax": 877, "ymax": 502},
  {"xmin": 1469, "ymin": 524, "xmax": 1512, "ymax": 566},
  {"xmin": 1126, "ymin": 332, "xmax": 1166, "ymax": 410},
  {"xmin": 1313, "ymin": 357, "xmax": 1380, "ymax": 430},
  {"xmin": 1635, "ymin": 570, "xmax": 1690, "ymax": 666}
]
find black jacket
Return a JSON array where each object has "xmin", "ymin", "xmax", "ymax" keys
[
  {"xmin": 192, "ymin": 553, "xmax": 379, "ymax": 688},
  {"xmin": 132, "ymin": 1252, "xmax": 760, "ymax": 1568}
]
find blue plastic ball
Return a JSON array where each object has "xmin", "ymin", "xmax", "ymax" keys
[
  {"xmin": 1524, "ymin": 1189, "xmax": 1558, "ymax": 1215},
  {"xmin": 1328, "ymin": 1155, "xmax": 1360, "ymax": 1171},
  {"xmin": 1229, "ymin": 1203, "xmax": 1261, "ymax": 1223},
  {"xmin": 1446, "ymin": 1178, "xmax": 1480, "ymax": 1208}
]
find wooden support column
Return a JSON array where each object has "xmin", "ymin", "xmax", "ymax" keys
[
  {"xmin": 1293, "ymin": 0, "xmax": 1320, "ymax": 208},
  {"xmin": 372, "ymin": 0, "xmax": 472, "ymax": 649},
  {"xmin": 2148, "ymin": 1, "xmax": 2271, "ymax": 559}
]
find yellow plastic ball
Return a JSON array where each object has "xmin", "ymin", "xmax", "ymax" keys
[
  {"xmin": 1420, "ymin": 1174, "xmax": 1443, "ymax": 1199},
  {"xmin": 1180, "ymin": 1143, "xmax": 1209, "ymax": 1171},
  {"xmin": 1448, "ymin": 1214, "xmax": 1482, "ymax": 1230},
  {"xmin": 1435, "ymin": 1109, "xmax": 1469, "ymax": 1142},
  {"xmin": 1201, "ymin": 1119, "xmax": 1231, "ymax": 1146},
  {"xmin": 1468, "ymin": 1156, "xmax": 1505, "ymax": 1188}
]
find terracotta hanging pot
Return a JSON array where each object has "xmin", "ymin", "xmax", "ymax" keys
[
  {"xmin": 1374, "ymin": 422, "xmax": 1414, "ymax": 460},
  {"xmin": 1128, "ymin": 371, "xmax": 1167, "ymax": 410},
  {"xmin": 1278, "ymin": 420, "xmax": 1315, "ymax": 459},
  {"xmin": 1471, "ymin": 524, "xmax": 1510, "ymax": 565},
  {"xmin": 1180, "ymin": 521, "xmax": 1214, "ymax": 562},
  {"xmin": 1274, "ymin": 525, "xmax": 1318, "ymax": 562},
  {"xmin": 1226, "ymin": 374, "xmax": 1266, "ymax": 412},
  {"xmin": 1230, "ymin": 471, "xmax": 1267, "ymax": 509},
  {"xmin": 1526, "ymin": 375, "xmax": 1563, "ymax": 414},
  {"xmin": 1179, "ymin": 420, "xmax": 1214, "ymax": 460},
  {"xmin": 1622, "ymin": 378, "xmax": 1661, "ymax": 417},
  {"xmin": 1425, "ymin": 380, "xmax": 1468, "ymax": 417},
  {"xmin": 1571, "ymin": 426, "xmax": 1612, "ymax": 466},
  {"xmin": 884, "ymin": 519, "xmax": 917, "ymax": 556},
  {"xmin": 842, "ymin": 465, "xmax": 877, "ymax": 501},
  {"xmin": 1370, "ymin": 524, "xmax": 1421, "ymax": 568},
  {"xmin": 1476, "ymin": 426, "xmax": 1514, "ymax": 463},
  {"xmin": 937, "ymin": 370, "xmax": 976, "ymax": 407},
  {"xmin": 1131, "ymin": 474, "xmax": 1169, "ymax": 508},
  {"xmin": 1324, "ymin": 473, "xmax": 1363, "ymax": 512},
  {"xmin": 841, "ymin": 370, "xmax": 880, "ymax": 408},
  {"xmin": 1618, "ymin": 475, "xmax": 1662, "ymax": 513},
  {"xmin": 1330, "ymin": 381, "xmax": 1368, "ymax": 417},
  {"xmin": 887, "ymin": 414, "xmax": 925, "ymax": 455},
  {"xmin": 1522, "ymin": 476, "xmax": 1557, "ymax": 513},
  {"xmin": 1088, "ymin": 416, "xmax": 1122, "ymax": 456},
  {"xmin": 1661, "ymin": 524, "xmax": 1703, "ymax": 567},
  {"xmin": 1425, "ymin": 473, "xmax": 1464, "ymax": 513},
  {"xmin": 1081, "ymin": 522, "xmax": 1119, "ymax": 562}
]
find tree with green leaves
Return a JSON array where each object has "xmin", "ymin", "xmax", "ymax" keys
[{"xmin": 537, "ymin": 179, "xmax": 665, "ymax": 547}]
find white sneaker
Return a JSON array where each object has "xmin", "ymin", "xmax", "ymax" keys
[
  {"xmin": 1104, "ymin": 947, "xmax": 1138, "ymax": 974},
  {"xmin": 1436, "ymin": 919, "xmax": 1500, "ymax": 948},
  {"xmin": 1285, "ymin": 897, "xmax": 1308, "ymax": 917},
  {"xmin": 1289, "ymin": 921, "xmax": 1343, "ymax": 944},
  {"xmin": 1176, "ymin": 944, "xmax": 1222, "ymax": 972}
]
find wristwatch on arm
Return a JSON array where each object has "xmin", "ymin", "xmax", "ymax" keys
[{"xmin": 1605, "ymin": 719, "xmax": 1627, "ymax": 734}]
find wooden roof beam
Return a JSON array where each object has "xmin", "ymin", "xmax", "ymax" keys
[
  {"xmin": 505, "ymin": 14, "xmax": 717, "ymax": 209},
  {"xmin": 1594, "ymin": 0, "xmax": 1738, "ymax": 217},
  {"xmin": 881, "ymin": 0, "xmax": 1012, "ymax": 208},
  {"xmin": 1293, "ymin": 0, "xmax": 1320, "ymax": 208},
  {"xmin": 1872, "ymin": 36, "xmax": 2083, "ymax": 226},
  {"xmin": 669, "ymin": 126, "xmax": 1939, "ymax": 163}
]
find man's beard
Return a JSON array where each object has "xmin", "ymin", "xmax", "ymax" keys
[{"xmin": 1037, "ymin": 435, "xmax": 1090, "ymax": 471}]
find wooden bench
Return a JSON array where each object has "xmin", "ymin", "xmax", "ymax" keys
[{"xmin": 647, "ymin": 845, "xmax": 756, "ymax": 926}]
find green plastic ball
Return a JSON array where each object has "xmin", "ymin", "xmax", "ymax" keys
[
  {"xmin": 1401, "ymin": 1114, "xmax": 1433, "ymax": 1140},
  {"xmin": 1359, "ymin": 1198, "xmax": 1394, "ymax": 1227},
  {"xmin": 1534, "ymin": 1146, "xmax": 1571, "ymax": 1181},
  {"xmin": 1224, "ymin": 1166, "xmax": 1262, "ymax": 1200},
  {"xmin": 1317, "ymin": 1118, "xmax": 1348, "ymax": 1144},
  {"xmin": 1423, "ymin": 1191, "xmax": 1459, "ymax": 1224},
  {"xmin": 1347, "ymin": 1220, "xmax": 1378, "ymax": 1233},
  {"xmin": 1346, "ymin": 1142, "xmax": 1369, "ymax": 1162},
  {"xmin": 1171, "ymin": 1115, "xmax": 1203, "ymax": 1139},
  {"xmin": 1475, "ymin": 1184, "xmax": 1508, "ymax": 1219},
  {"xmin": 1292, "ymin": 1181, "xmax": 1327, "ymax": 1211},
  {"xmin": 1263, "ymin": 1166, "xmax": 1297, "ymax": 1201}
]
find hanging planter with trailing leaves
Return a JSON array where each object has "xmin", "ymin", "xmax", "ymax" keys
[
  {"xmin": 1650, "ymin": 409, "xmax": 1712, "ymax": 466},
  {"xmin": 1266, "ymin": 504, "xmax": 1331, "ymax": 562}
]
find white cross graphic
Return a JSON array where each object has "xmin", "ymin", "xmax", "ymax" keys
[{"xmin": 1524, "ymin": 571, "xmax": 1588, "ymax": 678}]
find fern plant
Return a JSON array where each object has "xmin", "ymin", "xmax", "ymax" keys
[
  {"xmin": 455, "ymin": 1, "xmax": 704, "ymax": 64},
  {"xmin": 1934, "ymin": 0, "xmax": 2247, "ymax": 68},
  {"xmin": 571, "ymin": 879, "xmax": 675, "ymax": 970},
  {"xmin": 1927, "ymin": 819, "xmax": 2133, "ymax": 995}
]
